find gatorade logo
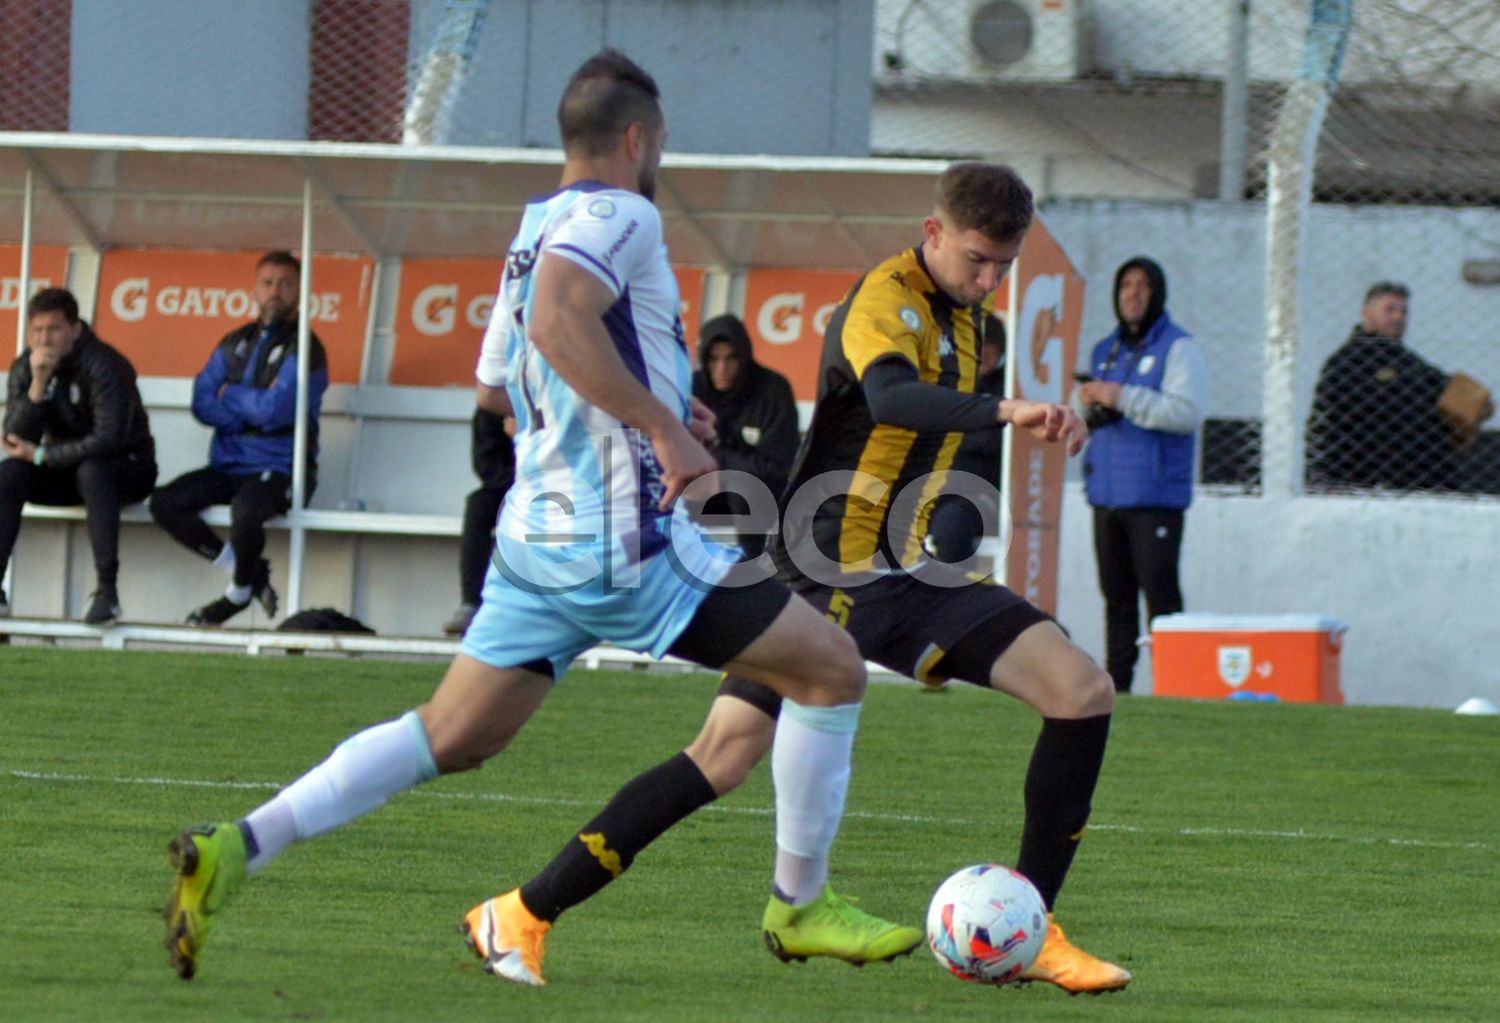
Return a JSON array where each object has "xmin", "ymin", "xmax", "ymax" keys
[
  {"xmin": 412, "ymin": 283, "xmax": 496, "ymax": 337},
  {"xmin": 1016, "ymin": 274, "xmax": 1067, "ymax": 404},
  {"xmin": 108, "ymin": 277, "xmax": 344, "ymax": 324},
  {"xmin": 756, "ymin": 292, "xmax": 837, "ymax": 345}
]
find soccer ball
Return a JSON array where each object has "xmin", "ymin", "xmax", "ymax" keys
[{"xmin": 926, "ymin": 864, "xmax": 1047, "ymax": 984}]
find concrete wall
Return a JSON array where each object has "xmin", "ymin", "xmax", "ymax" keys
[
  {"xmin": 437, "ymin": 0, "xmax": 875, "ymax": 155},
  {"xmin": 70, "ymin": 0, "xmax": 312, "ymax": 139},
  {"xmin": 1055, "ymin": 483, "xmax": 1500, "ymax": 710}
]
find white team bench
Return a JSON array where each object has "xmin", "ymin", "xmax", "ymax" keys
[
  {"xmin": 0, "ymin": 613, "xmax": 706, "ymax": 673},
  {"xmin": 20, "ymin": 502, "xmax": 463, "ymax": 537}
]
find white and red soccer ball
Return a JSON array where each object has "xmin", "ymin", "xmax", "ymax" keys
[{"xmin": 926, "ymin": 864, "xmax": 1047, "ymax": 984}]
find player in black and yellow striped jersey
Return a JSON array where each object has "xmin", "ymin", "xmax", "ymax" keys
[{"xmin": 509, "ymin": 164, "xmax": 1132, "ymax": 994}]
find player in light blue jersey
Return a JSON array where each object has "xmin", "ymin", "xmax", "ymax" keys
[{"xmin": 162, "ymin": 48, "xmax": 917, "ymax": 987}]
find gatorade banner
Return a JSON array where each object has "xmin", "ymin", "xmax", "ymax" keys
[
  {"xmin": 1001, "ymin": 220, "xmax": 1087, "ymax": 616},
  {"xmin": 389, "ymin": 259, "xmax": 707, "ymax": 388},
  {"xmin": 741, "ymin": 269, "xmax": 860, "ymax": 401},
  {"xmin": 1, "ymin": 245, "xmax": 71, "ymax": 352},
  {"xmin": 95, "ymin": 249, "xmax": 373, "ymax": 383}
]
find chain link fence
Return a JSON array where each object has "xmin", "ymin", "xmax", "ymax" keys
[
  {"xmin": 3, "ymin": 0, "xmax": 1499, "ymax": 494},
  {"xmin": 873, "ymin": 0, "xmax": 1500, "ymax": 498}
]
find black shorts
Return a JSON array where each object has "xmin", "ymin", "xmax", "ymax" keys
[
  {"xmin": 666, "ymin": 569, "xmax": 793, "ymax": 670},
  {"xmin": 716, "ymin": 561, "xmax": 1050, "ymax": 715}
]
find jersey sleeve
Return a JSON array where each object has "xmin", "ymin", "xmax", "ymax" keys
[
  {"xmin": 840, "ymin": 274, "xmax": 924, "ymax": 379},
  {"xmin": 475, "ymin": 288, "xmax": 509, "ymax": 389},
  {"xmin": 542, "ymin": 192, "xmax": 663, "ymax": 299}
]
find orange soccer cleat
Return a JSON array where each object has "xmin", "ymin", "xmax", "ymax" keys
[
  {"xmin": 1018, "ymin": 914, "xmax": 1132, "ymax": 994},
  {"xmin": 461, "ymin": 889, "xmax": 551, "ymax": 986}
]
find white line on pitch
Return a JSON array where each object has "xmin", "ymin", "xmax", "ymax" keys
[{"xmin": 7, "ymin": 769, "xmax": 1487, "ymax": 851}]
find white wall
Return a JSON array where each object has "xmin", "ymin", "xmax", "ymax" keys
[{"xmin": 1055, "ymin": 482, "xmax": 1500, "ymax": 709}]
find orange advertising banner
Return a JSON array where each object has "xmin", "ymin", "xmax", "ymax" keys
[
  {"xmin": 1002, "ymin": 220, "xmax": 1087, "ymax": 616},
  {"xmin": 741, "ymin": 269, "xmax": 861, "ymax": 401},
  {"xmin": 1, "ymin": 245, "xmax": 71, "ymax": 352},
  {"xmin": 390, "ymin": 260, "xmax": 707, "ymax": 388},
  {"xmin": 94, "ymin": 249, "xmax": 373, "ymax": 383}
]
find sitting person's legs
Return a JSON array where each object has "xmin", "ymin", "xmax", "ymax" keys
[
  {"xmin": 73, "ymin": 452, "xmax": 157, "ymax": 621},
  {"xmin": 150, "ymin": 468, "xmax": 237, "ymax": 563},
  {"xmin": 445, "ymin": 485, "xmax": 505, "ymax": 635}
]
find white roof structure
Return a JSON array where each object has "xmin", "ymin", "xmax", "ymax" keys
[{"xmin": 0, "ymin": 133, "xmax": 948, "ymax": 269}]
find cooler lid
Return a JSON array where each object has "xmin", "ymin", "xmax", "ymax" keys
[{"xmin": 1151, "ymin": 613, "xmax": 1348, "ymax": 634}]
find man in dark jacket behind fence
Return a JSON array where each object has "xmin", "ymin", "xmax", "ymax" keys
[
  {"xmin": 149, "ymin": 250, "xmax": 329, "ymax": 626},
  {"xmin": 0, "ymin": 287, "xmax": 158, "ymax": 624},
  {"xmin": 1305, "ymin": 281, "xmax": 1458, "ymax": 491},
  {"xmin": 692, "ymin": 313, "xmax": 799, "ymax": 557}
]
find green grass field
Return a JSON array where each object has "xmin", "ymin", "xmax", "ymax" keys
[{"xmin": 2, "ymin": 647, "xmax": 1496, "ymax": 1022}]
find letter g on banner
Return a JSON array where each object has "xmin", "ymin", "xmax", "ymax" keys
[
  {"xmin": 111, "ymin": 277, "xmax": 150, "ymax": 323},
  {"xmin": 1016, "ymin": 274, "xmax": 1065, "ymax": 403},
  {"xmin": 757, "ymin": 292, "xmax": 804, "ymax": 345},
  {"xmin": 413, "ymin": 283, "xmax": 458, "ymax": 336}
]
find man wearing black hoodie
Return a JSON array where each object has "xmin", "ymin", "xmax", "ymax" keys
[
  {"xmin": 692, "ymin": 313, "xmax": 799, "ymax": 556},
  {"xmin": 1074, "ymin": 257, "xmax": 1208, "ymax": 694}
]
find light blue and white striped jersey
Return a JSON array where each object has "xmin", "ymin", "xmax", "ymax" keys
[{"xmin": 476, "ymin": 181, "xmax": 691, "ymax": 566}]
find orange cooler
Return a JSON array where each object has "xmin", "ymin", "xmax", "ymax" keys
[{"xmin": 1150, "ymin": 613, "xmax": 1347, "ymax": 704}]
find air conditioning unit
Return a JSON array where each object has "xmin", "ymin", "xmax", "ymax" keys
[{"xmin": 879, "ymin": 0, "xmax": 1085, "ymax": 84}]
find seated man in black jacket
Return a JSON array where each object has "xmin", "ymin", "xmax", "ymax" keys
[
  {"xmin": 692, "ymin": 313, "xmax": 799, "ymax": 557},
  {"xmin": 1306, "ymin": 281, "xmax": 1456, "ymax": 490},
  {"xmin": 0, "ymin": 288, "xmax": 158, "ymax": 624}
]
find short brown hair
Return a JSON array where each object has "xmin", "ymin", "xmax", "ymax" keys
[
  {"xmin": 557, "ymin": 49, "xmax": 662, "ymax": 158},
  {"xmin": 26, "ymin": 287, "xmax": 79, "ymax": 324},
  {"xmin": 1364, "ymin": 280, "xmax": 1408, "ymax": 304},
  {"xmin": 257, "ymin": 250, "xmax": 300, "ymax": 274},
  {"xmin": 935, "ymin": 163, "xmax": 1034, "ymax": 243}
]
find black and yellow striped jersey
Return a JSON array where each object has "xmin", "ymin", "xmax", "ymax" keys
[{"xmin": 773, "ymin": 247, "xmax": 990, "ymax": 582}]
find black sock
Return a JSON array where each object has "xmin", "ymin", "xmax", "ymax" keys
[
  {"xmin": 519, "ymin": 751, "xmax": 717, "ymax": 922},
  {"xmin": 1015, "ymin": 714, "xmax": 1111, "ymax": 911}
]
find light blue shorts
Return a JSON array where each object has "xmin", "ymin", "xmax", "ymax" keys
[{"xmin": 459, "ymin": 526, "xmax": 737, "ymax": 679}]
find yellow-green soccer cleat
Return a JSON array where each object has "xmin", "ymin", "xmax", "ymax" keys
[
  {"xmin": 163, "ymin": 822, "xmax": 248, "ymax": 980},
  {"xmin": 762, "ymin": 886, "xmax": 924, "ymax": 966}
]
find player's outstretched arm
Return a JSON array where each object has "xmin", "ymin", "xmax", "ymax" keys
[
  {"xmin": 998, "ymin": 399, "xmax": 1089, "ymax": 456},
  {"xmin": 528, "ymin": 255, "xmax": 714, "ymax": 508}
]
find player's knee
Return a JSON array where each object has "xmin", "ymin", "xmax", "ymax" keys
[
  {"xmin": 417, "ymin": 702, "xmax": 506, "ymax": 774},
  {"xmin": 805, "ymin": 626, "xmax": 866, "ymax": 705},
  {"xmin": 1046, "ymin": 660, "xmax": 1115, "ymax": 719}
]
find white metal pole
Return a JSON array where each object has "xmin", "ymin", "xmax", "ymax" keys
[
  {"xmin": 1219, "ymin": 0, "xmax": 1250, "ymax": 201},
  {"xmin": 16, "ymin": 168, "xmax": 34, "ymax": 356},
  {"xmin": 1261, "ymin": 0, "xmax": 1352, "ymax": 497},
  {"xmin": 289, "ymin": 177, "xmax": 313, "ymax": 614}
]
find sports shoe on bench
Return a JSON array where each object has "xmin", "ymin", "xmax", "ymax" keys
[
  {"xmin": 83, "ymin": 587, "xmax": 122, "ymax": 625},
  {"xmin": 762, "ymin": 885, "xmax": 924, "ymax": 966}
]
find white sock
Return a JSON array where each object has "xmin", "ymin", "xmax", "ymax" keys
[
  {"xmin": 770, "ymin": 700, "xmax": 861, "ymax": 907},
  {"xmin": 213, "ymin": 544, "xmax": 237, "ymax": 574},
  {"xmin": 225, "ymin": 582, "xmax": 253, "ymax": 604},
  {"xmin": 241, "ymin": 711, "xmax": 438, "ymax": 875}
]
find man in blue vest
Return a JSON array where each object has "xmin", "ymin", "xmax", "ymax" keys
[
  {"xmin": 149, "ymin": 251, "xmax": 329, "ymax": 626},
  {"xmin": 1075, "ymin": 257, "xmax": 1208, "ymax": 693}
]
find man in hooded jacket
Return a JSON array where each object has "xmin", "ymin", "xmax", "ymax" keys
[
  {"xmin": 1073, "ymin": 257, "xmax": 1208, "ymax": 693},
  {"xmin": 692, "ymin": 313, "xmax": 799, "ymax": 557}
]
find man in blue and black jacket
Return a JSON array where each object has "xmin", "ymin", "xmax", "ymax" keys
[
  {"xmin": 149, "ymin": 251, "xmax": 329, "ymax": 625},
  {"xmin": 1074, "ymin": 256, "xmax": 1208, "ymax": 693}
]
